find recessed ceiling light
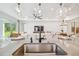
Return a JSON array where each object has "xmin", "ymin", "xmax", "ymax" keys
[
  {"xmin": 59, "ymin": 9, "xmax": 63, "ymax": 13},
  {"xmin": 51, "ymin": 8, "xmax": 54, "ymax": 11},
  {"xmin": 38, "ymin": 10, "xmax": 41, "ymax": 13},
  {"xmin": 68, "ymin": 8, "xmax": 71, "ymax": 11}
]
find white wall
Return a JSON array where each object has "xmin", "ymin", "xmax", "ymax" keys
[
  {"xmin": 0, "ymin": 19, "xmax": 3, "ymax": 38},
  {"xmin": 0, "ymin": 11, "xmax": 17, "ymax": 38},
  {"xmin": 24, "ymin": 20, "xmax": 61, "ymax": 34}
]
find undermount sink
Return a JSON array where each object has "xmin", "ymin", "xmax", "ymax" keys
[{"xmin": 24, "ymin": 43, "xmax": 67, "ymax": 56}]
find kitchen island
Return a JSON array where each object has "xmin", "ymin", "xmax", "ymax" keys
[{"xmin": 0, "ymin": 37, "xmax": 79, "ymax": 56}]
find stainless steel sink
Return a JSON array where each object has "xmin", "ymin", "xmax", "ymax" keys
[{"xmin": 24, "ymin": 43, "xmax": 67, "ymax": 55}]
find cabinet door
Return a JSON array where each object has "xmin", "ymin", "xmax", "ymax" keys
[{"xmin": 12, "ymin": 45, "xmax": 24, "ymax": 56}]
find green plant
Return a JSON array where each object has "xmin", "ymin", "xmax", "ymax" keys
[{"xmin": 4, "ymin": 23, "xmax": 16, "ymax": 37}]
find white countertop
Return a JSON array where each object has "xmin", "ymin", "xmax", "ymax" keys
[
  {"xmin": 0, "ymin": 37, "xmax": 79, "ymax": 56},
  {"xmin": 0, "ymin": 39, "xmax": 26, "ymax": 56},
  {"xmin": 56, "ymin": 39, "xmax": 79, "ymax": 56}
]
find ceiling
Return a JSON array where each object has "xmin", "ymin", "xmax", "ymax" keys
[{"xmin": 0, "ymin": 3, "xmax": 79, "ymax": 20}]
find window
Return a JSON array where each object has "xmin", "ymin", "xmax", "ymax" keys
[{"xmin": 4, "ymin": 23, "xmax": 16, "ymax": 37}]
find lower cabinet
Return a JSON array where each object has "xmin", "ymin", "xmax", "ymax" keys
[{"xmin": 12, "ymin": 44, "xmax": 24, "ymax": 56}]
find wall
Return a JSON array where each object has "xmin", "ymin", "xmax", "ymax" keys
[
  {"xmin": 0, "ymin": 19, "xmax": 3, "ymax": 38},
  {"xmin": 24, "ymin": 20, "xmax": 61, "ymax": 34},
  {"xmin": 23, "ymin": 19, "xmax": 62, "ymax": 43},
  {"xmin": 0, "ymin": 11, "xmax": 17, "ymax": 38}
]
